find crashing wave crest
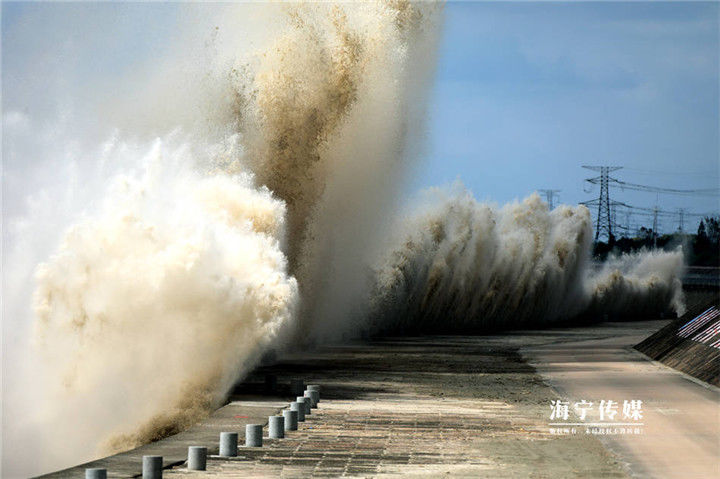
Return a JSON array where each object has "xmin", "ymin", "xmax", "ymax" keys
[{"xmin": 369, "ymin": 185, "xmax": 684, "ymax": 333}]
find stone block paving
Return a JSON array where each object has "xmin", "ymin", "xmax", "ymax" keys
[
  {"xmin": 45, "ymin": 336, "xmax": 629, "ymax": 478},
  {"xmin": 165, "ymin": 398, "xmax": 549, "ymax": 478}
]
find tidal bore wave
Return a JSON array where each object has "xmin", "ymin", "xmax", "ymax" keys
[
  {"xmin": 369, "ymin": 185, "xmax": 684, "ymax": 334},
  {"xmin": 3, "ymin": 1, "xmax": 684, "ymax": 477}
]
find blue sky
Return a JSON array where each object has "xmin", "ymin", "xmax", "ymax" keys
[
  {"xmin": 3, "ymin": 1, "xmax": 718, "ymax": 235},
  {"xmin": 415, "ymin": 1, "xmax": 719, "ymax": 234}
]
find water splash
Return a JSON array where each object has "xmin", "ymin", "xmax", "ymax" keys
[
  {"xmin": 5, "ymin": 2, "xmax": 442, "ymax": 475},
  {"xmin": 369, "ymin": 184, "xmax": 684, "ymax": 333},
  {"xmin": 225, "ymin": 1, "xmax": 442, "ymax": 340},
  {"xmin": 29, "ymin": 140, "xmax": 297, "ymax": 469},
  {"xmin": 3, "ymin": 2, "xmax": 686, "ymax": 477}
]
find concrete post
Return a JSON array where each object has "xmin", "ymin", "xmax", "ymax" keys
[
  {"xmin": 268, "ymin": 415, "xmax": 285, "ymax": 439},
  {"xmin": 290, "ymin": 379, "xmax": 305, "ymax": 396},
  {"xmin": 283, "ymin": 409, "xmax": 298, "ymax": 431},
  {"xmin": 142, "ymin": 455, "xmax": 162, "ymax": 479},
  {"xmin": 304, "ymin": 389, "xmax": 319, "ymax": 408},
  {"xmin": 245, "ymin": 424, "xmax": 263, "ymax": 447},
  {"xmin": 296, "ymin": 396, "xmax": 311, "ymax": 415},
  {"xmin": 85, "ymin": 469, "xmax": 107, "ymax": 479},
  {"xmin": 290, "ymin": 401, "xmax": 305, "ymax": 421},
  {"xmin": 187, "ymin": 446, "xmax": 207, "ymax": 471},
  {"xmin": 219, "ymin": 432, "xmax": 238, "ymax": 457}
]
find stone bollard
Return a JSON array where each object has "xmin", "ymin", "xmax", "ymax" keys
[
  {"xmin": 85, "ymin": 468, "xmax": 107, "ymax": 479},
  {"xmin": 290, "ymin": 401, "xmax": 306, "ymax": 422},
  {"xmin": 187, "ymin": 446, "xmax": 207, "ymax": 471},
  {"xmin": 303, "ymin": 390, "xmax": 314, "ymax": 407},
  {"xmin": 296, "ymin": 396, "xmax": 311, "ymax": 415},
  {"xmin": 304, "ymin": 389, "xmax": 320, "ymax": 408},
  {"xmin": 268, "ymin": 415, "xmax": 285, "ymax": 439},
  {"xmin": 142, "ymin": 455, "xmax": 162, "ymax": 479},
  {"xmin": 283, "ymin": 409, "xmax": 298, "ymax": 431},
  {"xmin": 264, "ymin": 374, "xmax": 278, "ymax": 393},
  {"xmin": 307, "ymin": 385, "xmax": 320, "ymax": 403},
  {"xmin": 245, "ymin": 424, "xmax": 263, "ymax": 447},
  {"xmin": 290, "ymin": 379, "xmax": 305, "ymax": 396},
  {"xmin": 219, "ymin": 432, "xmax": 238, "ymax": 457}
]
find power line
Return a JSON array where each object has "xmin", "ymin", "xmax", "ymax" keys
[
  {"xmin": 606, "ymin": 178, "xmax": 719, "ymax": 196},
  {"xmin": 581, "ymin": 166, "xmax": 718, "ymax": 242},
  {"xmin": 623, "ymin": 167, "xmax": 719, "ymax": 178},
  {"xmin": 598, "ymin": 202, "xmax": 715, "ymax": 239},
  {"xmin": 612, "ymin": 201, "xmax": 710, "ymax": 218}
]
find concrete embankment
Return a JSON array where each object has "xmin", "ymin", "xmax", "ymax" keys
[
  {"xmin": 42, "ymin": 317, "xmax": 720, "ymax": 478},
  {"xmin": 635, "ymin": 290, "xmax": 720, "ymax": 387},
  {"xmin": 38, "ymin": 400, "xmax": 287, "ymax": 478},
  {"xmin": 40, "ymin": 332, "xmax": 630, "ymax": 478}
]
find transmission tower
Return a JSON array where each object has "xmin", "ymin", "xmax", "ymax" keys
[
  {"xmin": 677, "ymin": 208, "xmax": 686, "ymax": 233},
  {"xmin": 582, "ymin": 166, "xmax": 623, "ymax": 241},
  {"xmin": 624, "ymin": 211, "xmax": 632, "ymax": 233},
  {"xmin": 538, "ymin": 189, "xmax": 561, "ymax": 210},
  {"xmin": 652, "ymin": 205, "xmax": 659, "ymax": 248}
]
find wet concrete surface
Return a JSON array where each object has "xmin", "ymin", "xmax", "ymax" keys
[
  {"xmin": 41, "ymin": 320, "xmax": 715, "ymax": 478},
  {"xmin": 39, "ymin": 399, "xmax": 287, "ymax": 478},
  {"xmin": 522, "ymin": 321, "xmax": 720, "ymax": 479}
]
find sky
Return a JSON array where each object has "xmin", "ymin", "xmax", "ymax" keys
[
  {"xmin": 417, "ymin": 1, "xmax": 719, "ymax": 235},
  {"xmin": 2, "ymin": 1, "xmax": 719, "ymax": 235}
]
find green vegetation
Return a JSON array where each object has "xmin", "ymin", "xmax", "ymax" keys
[{"xmin": 593, "ymin": 215, "xmax": 720, "ymax": 266}]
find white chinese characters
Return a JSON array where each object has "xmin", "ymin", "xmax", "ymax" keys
[
  {"xmin": 549, "ymin": 399, "xmax": 644, "ymax": 422},
  {"xmin": 550, "ymin": 400, "xmax": 569, "ymax": 420},
  {"xmin": 599, "ymin": 399, "xmax": 618, "ymax": 420},
  {"xmin": 548, "ymin": 398, "xmax": 644, "ymax": 436},
  {"xmin": 574, "ymin": 400, "xmax": 593, "ymax": 420},
  {"xmin": 622, "ymin": 400, "xmax": 643, "ymax": 421}
]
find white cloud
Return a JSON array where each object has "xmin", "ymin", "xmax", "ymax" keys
[{"xmin": 3, "ymin": 110, "xmax": 31, "ymax": 132}]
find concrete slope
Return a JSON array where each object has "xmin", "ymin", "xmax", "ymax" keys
[{"xmin": 635, "ymin": 295, "xmax": 720, "ymax": 386}]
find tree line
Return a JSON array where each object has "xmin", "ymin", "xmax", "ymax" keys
[{"xmin": 593, "ymin": 215, "xmax": 719, "ymax": 266}]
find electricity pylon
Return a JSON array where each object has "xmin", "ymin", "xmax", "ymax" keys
[
  {"xmin": 677, "ymin": 208, "xmax": 686, "ymax": 233},
  {"xmin": 582, "ymin": 166, "xmax": 623, "ymax": 241},
  {"xmin": 538, "ymin": 189, "xmax": 561, "ymax": 210},
  {"xmin": 652, "ymin": 205, "xmax": 659, "ymax": 248}
]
